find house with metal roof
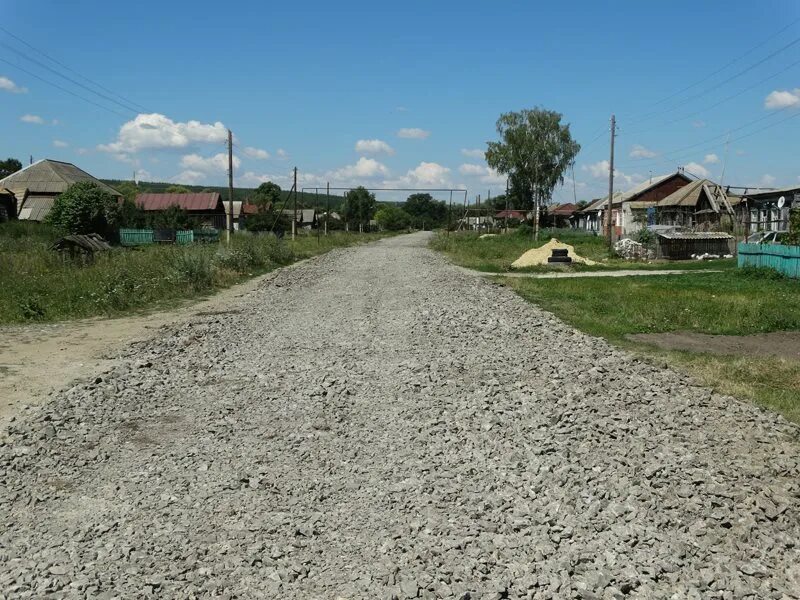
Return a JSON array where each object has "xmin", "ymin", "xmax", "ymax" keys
[
  {"xmin": 0, "ymin": 159, "xmax": 122, "ymax": 222},
  {"xmin": 578, "ymin": 172, "xmax": 693, "ymax": 237},
  {"xmin": 654, "ymin": 179, "xmax": 737, "ymax": 230},
  {"xmin": 547, "ymin": 203, "xmax": 578, "ymax": 228},
  {"xmin": 135, "ymin": 192, "xmax": 227, "ymax": 229},
  {"xmin": 741, "ymin": 185, "xmax": 798, "ymax": 233}
]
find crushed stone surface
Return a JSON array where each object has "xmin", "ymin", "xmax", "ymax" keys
[
  {"xmin": 511, "ymin": 238, "xmax": 598, "ymax": 268},
  {"xmin": 1, "ymin": 232, "xmax": 799, "ymax": 599}
]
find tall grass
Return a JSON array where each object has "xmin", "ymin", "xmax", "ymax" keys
[{"xmin": 0, "ymin": 224, "xmax": 392, "ymax": 324}]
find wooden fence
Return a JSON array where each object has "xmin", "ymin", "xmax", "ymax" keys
[
  {"xmin": 737, "ymin": 243, "xmax": 800, "ymax": 278},
  {"xmin": 119, "ymin": 228, "xmax": 220, "ymax": 247}
]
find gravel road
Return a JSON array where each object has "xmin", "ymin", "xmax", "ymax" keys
[{"xmin": 2, "ymin": 232, "xmax": 798, "ymax": 599}]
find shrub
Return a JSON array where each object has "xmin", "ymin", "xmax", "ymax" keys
[
  {"xmin": 737, "ymin": 265, "xmax": 786, "ymax": 281},
  {"xmin": 171, "ymin": 250, "xmax": 214, "ymax": 290},
  {"xmin": 375, "ymin": 205, "xmax": 411, "ymax": 231},
  {"xmin": 786, "ymin": 209, "xmax": 800, "ymax": 246},
  {"xmin": 46, "ymin": 181, "xmax": 120, "ymax": 236},
  {"xmin": 515, "ymin": 223, "xmax": 533, "ymax": 236}
]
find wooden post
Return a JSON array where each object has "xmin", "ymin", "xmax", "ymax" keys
[
  {"xmin": 227, "ymin": 129, "xmax": 234, "ymax": 245},
  {"xmin": 606, "ymin": 114, "xmax": 616, "ymax": 248},
  {"xmin": 292, "ymin": 167, "xmax": 297, "ymax": 240}
]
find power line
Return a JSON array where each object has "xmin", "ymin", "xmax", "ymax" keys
[
  {"xmin": 0, "ymin": 25, "xmax": 148, "ymax": 113},
  {"xmin": 0, "ymin": 57, "xmax": 130, "ymax": 118},
  {"xmin": 626, "ymin": 34, "xmax": 800, "ymax": 127},
  {"xmin": 625, "ymin": 17, "xmax": 800, "ymax": 121}
]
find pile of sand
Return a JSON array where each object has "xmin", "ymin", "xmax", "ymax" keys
[{"xmin": 511, "ymin": 238, "xmax": 598, "ymax": 268}]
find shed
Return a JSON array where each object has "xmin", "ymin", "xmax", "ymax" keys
[
  {"xmin": 135, "ymin": 192, "xmax": 227, "ymax": 229},
  {"xmin": 0, "ymin": 159, "xmax": 122, "ymax": 221},
  {"xmin": 50, "ymin": 233, "xmax": 112, "ymax": 261},
  {"xmin": 0, "ymin": 188, "xmax": 17, "ymax": 222},
  {"xmin": 656, "ymin": 231, "xmax": 734, "ymax": 260}
]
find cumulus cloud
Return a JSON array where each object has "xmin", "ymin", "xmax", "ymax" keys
[
  {"xmin": 180, "ymin": 152, "xmax": 241, "ymax": 173},
  {"xmin": 629, "ymin": 144, "xmax": 656, "ymax": 159},
  {"xmin": 760, "ymin": 174, "xmax": 776, "ymax": 187},
  {"xmin": 582, "ymin": 160, "xmax": 643, "ymax": 188},
  {"xmin": 243, "ymin": 147, "xmax": 270, "ymax": 160},
  {"xmin": 332, "ymin": 157, "xmax": 389, "ymax": 180},
  {"xmin": 703, "ymin": 153, "xmax": 719, "ymax": 164},
  {"xmin": 355, "ymin": 139, "xmax": 395, "ymax": 155},
  {"xmin": 764, "ymin": 89, "xmax": 800, "ymax": 110},
  {"xmin": 20, "ymin": 114, "xmax": 44, "ymax": 124},
  {"xmin": 98, "ymin": 113, "xmax": 227, "ymax": 155},
  {"xmin": 397, "ymin": 128, "xmax": 430, "ymax": 139},
  {"xmin": 461, "ymin": 148, "xmax": 485, "ymax": 159},
  {"xmin": 173, "ymin": 170, "xmax": 207, "ymax": 185},
  {"xmin": 684, "ymin": 162, "xmax": 710, "ymax": 178},
  {"xmin": 52, "ymin": 140, "xmax": 68, "ymax": 148},
  {"xmin": 393, "ymin": 161, "xmax": 451, "ymax": 187},
  {"xmin": 458, "ymin": 163, "xmax": 505, "ymax": 185},
  {"xmin": 0, "ymin": 76, "xmax": 27, "ymax": 94},
  {"xmin": 276, "ymin": 148, "xmax": 288, "ymax": 159}
]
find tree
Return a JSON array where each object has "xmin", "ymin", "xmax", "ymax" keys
[
  {"xmin": 152, "ymin": 204, "xmax": 191, "ymax": 230},
  {"xmin": 375, "ymin": 205, "xmax": 411, "ymax": 231},
  {"xmin": 486, "ymin": 108, "xmax": 580, "ymax": 217},
  {"xmin": 0, "ymin": 158, "xmax": 22, "ymax": 179},
  {"xmin": 118, "ymin": 198, "xmax": 146, "ymax": 228},
  {"xmin": 251, "ymin": 181, "xmax": 282, "ymax": 212},
  {"xmin": 46, "ymin": 181, "xmax": 121, "ymax": 236},
  {"xmin": 403, "ymin": 193, "xmax": 447, "ymax": 229},
  {"xmin": 165, "ymin": 185, "xmax": 191, "ymax": 194},
  {"xmin": 114, "ymin": 181, "xmax": 139, "ymax": 203},
  {"xmin": 342, "ymin": 186, "xmax": 377, "ymax": 230}
]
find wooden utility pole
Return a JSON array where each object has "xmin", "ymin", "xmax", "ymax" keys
[
  {"xmin": 447, "ymin": 190, "xmax": 452, "ymax": 237},
  {"xmin": 227, "ymin": 129, "xmax": 234, "ymax": 244},
  {"xmin": 292, "ymin": 167, "xmax": 298, "ymax": 240},
  {"xmin": 606, "ymin": 115, "xmax": 616, "ymax": 248},
  {"xmin": 505, "ymin": 178, "xmax": 509, "ymax": 234}
]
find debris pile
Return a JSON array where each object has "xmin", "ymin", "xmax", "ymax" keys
[
  {"xmin": 511, "ymin": 238, "xmax": 598, "ymax": 268},
  {"xmin": 614, "ymin": 238, "xmax": 653, "ymax": 260}
]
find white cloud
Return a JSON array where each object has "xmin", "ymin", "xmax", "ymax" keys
[
  {"xmin": 98, "ymin": 113, "xmax": 227, "ymax": 155},
  {"xmin": 393, "ymin": 161, "xmax": 451, "ymax": 187},
  {"xmin": 173, "ymin": 170, "xmax": 207, "ymax": 185},
  {"xmin": 243, "ymin": 146, "xmax": 270, "ymax": 160},
  {"xmin": 703, "ymin": 153, "xmax": 719, "ymax": 164},
  {"xmin": 764, "ymin": 89, "xmax": 800, "ymax": 110},
  {"xmin": 332, "ymin": 157, "xmax": 389, "ymax": 180},
  {"xmin": 354, "ymin": 139, "xmax": 395, "ymax": 155},
  {"xmin": 458, "ymin": 163, "xmax": 505, "ymax": 185},
  {"xmin": 582, "ymin": 160, "xmax": 643, "ymax": 188},
  {"xmin": 0, "ymin": 76, "xmax": 27, "ymax": 94},
  {"xmin": 629, "ymin": 144, "xmax": 656, "ymax": 159},
  {"xmin": 692, "ymin": 120, "xmax": 706, "ymax": 128},
  {"xmin": 76, "ymin": 148, "xmax": 89, "ymax": 155},
  {"xmin": 760, "ymin": 174, "xmax": 776, "ymax": 187},
  {"xmin": 180, "ymin": 152, "xmax": 241, "ymax": 173},
  {"xmin": 276, "ymin": 148, "xmax": 288, "ymax": 159},
  {"xmin": 135, "ymin": 169, "xmax": 152, "ymax": 181},
  {"xmin": 397, "ymin": 128, "xmax": 430, "ymax": 139},
  {"xmin": 52, "ymin": 140, "xmax": 68, "ymax": 148},
  {"xmin": 20, "ymin": 114, "xmax": 44, "ymax": 125},
  {"xmin": 684, "ymin": 162, "xmax": 710, "ymax": 178},
  {"xmin": 461, "ymin": 148, "xmax": 485, "ymax": 159}
]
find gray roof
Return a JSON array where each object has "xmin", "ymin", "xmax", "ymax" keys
[
  {"xmin": 282, "ymin": 208, "xmax": 316, "ymax": 223},
  {"xmin": 658, "ymin": 231, "xmax": 733, "ymax": 240},
  {"xmin": 0, "ymin": 159, "xmax": 121, "ymax": 198},
  {"xmin": 583, "ymin": 172, "xmax": 691, "ymax": 212},
  {"xmin": 18, "ymin": 196, "xmax": 55, "ymax": 221}
]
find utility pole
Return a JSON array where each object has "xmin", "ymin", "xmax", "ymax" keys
[
  {"xmin": 292, "ymin": 167, "xmax": 298, "ymax": 240},
  {"xmin": 606, "ymin": 114, "xmax": 616, "ymax": 248},
  {"xmin": 325, "ymin": 182, "xmax": 330, "ymax": 236},
  {"xmin": 477, "ymin": 194, "xmax": 481, "ymax": 231},
  {"xmin": 447, "ymin": 190, "xmax": 452, "ymax": 238},
  {"xmin": 227, "ymin": 129, "xmax": 234, "ymax": 244},
  {"xmin": 505, "ymin": 178, "xmax": 509, "ymax": 234}
]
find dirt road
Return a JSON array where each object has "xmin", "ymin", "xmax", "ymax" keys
[{"xmin": 1, "ymin": 232, "xmax": 798, "ymax": 598}]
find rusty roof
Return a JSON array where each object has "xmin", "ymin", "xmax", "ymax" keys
[
  {"xmin": 136, "ymin": 192, "xmax": 223, "ymax": 212},
  {"xmin": 548, "ymin": 203, "xmax": 577, "ymax": 215}
]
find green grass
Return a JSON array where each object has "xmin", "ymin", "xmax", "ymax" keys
[
  {"xmin": 0, "ymin": 222, "xmax": 391, "ymax": 324},
  {"xmin": 431, "ymin": 229, "xmax": 736, "ymax": 273},
  {"xmin": 501, "ymin": 269, "xmax": 800, "ymax": 424}
]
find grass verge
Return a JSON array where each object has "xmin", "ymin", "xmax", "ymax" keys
[
  {"xmin": 501, "ymin": 269, "xmax": 800, "ymax": 424},
  {"xmin": 431, "ymin": 229, "xmax": 736, "ymax": 273},
  {"xmin": 0, "ymin": 221, "xmax": 392, "ymax": 324}
]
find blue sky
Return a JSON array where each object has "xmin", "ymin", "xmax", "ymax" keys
[{"xmin": 2, "ymin": 0, "xmax": 800, "ymax": 202}]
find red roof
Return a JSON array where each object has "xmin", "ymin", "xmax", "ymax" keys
[
  {"xmin": 495, "ymin": 209, "xmax": 527, "ymax": 219},
  {"xmin": 135, "ymin": 193, "xmax": 223, "ymax": 212},
  {"xmin": 241, "ymin": 202, "xmax": 260, "ymax": 215},
  {"xmin": 549, "ymin": 203, "xmax": 577, "ymax": 216}
]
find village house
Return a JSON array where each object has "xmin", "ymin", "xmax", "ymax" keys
[
  {"xmin": 494, "ymin": 209, "xmax": 528, "ymax": 221},
  {"xmin": 135, "ymin": 192, "xmax": 227, "ymax": 229},
  {"xmin": 741, "ymin": 186, "xmax": 798, "ymax": 233},
  {"xmin": 578, "ymin": 171, "xmax": 693, "ymax": 237},
  {"xmin": 547, "ymin": 203, "xmax": 578, "ymax": 228},
  {"xmin": 0, "ymin": 159, "xmax": 122, "ymax": 221},
  {"xmin": 654, "ymin": 178, "xmax": 738, "ymax": 231}
]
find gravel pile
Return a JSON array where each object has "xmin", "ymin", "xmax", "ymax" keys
[{"xmin": 1, "ymin": 232, "xmax": 799, "ymax": 599}]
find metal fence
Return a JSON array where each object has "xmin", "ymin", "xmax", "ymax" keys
[{"xmin": 738, "ymin": 243, "xmax": 800, "ymax": 278}]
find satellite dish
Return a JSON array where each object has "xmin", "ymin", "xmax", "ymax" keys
[{"xmin": 778, "ymin": 196, "xmax": 786, "ymax": 208}]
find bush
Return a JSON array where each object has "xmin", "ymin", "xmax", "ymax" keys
[
  {"xmin": 515, "ymin": 223, "xmax": 533, "ymax": 236},
  {"xmin": 46, "ymin": 181, "xmax": 120, "ymax": 236},
  {"xmin": 737, "ymin": 265, "xmax": 786, "ymax": 281},
  {"xmin": 787, "ymin": 209, "xmax": 800, "ymax": 246},
  {"xmin": 171, "ymin": 250, "xmax": 214, "ymax": 290},
  {"xmin": 375, "ymin": 205, "xmax": 411, "ymax": 231}
]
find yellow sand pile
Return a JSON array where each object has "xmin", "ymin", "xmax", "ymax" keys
[{"xmin": 511, "ymin": 238, "xmax": 598, "ymax": 268}]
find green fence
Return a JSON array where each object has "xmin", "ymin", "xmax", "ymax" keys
[
  {"xmin": 738, "ymin": 242, "xmax": 800, "ymax": 278},
  {"xmin": 120, "ymin": 228, "xmax": 219, "ymax": 247}
]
